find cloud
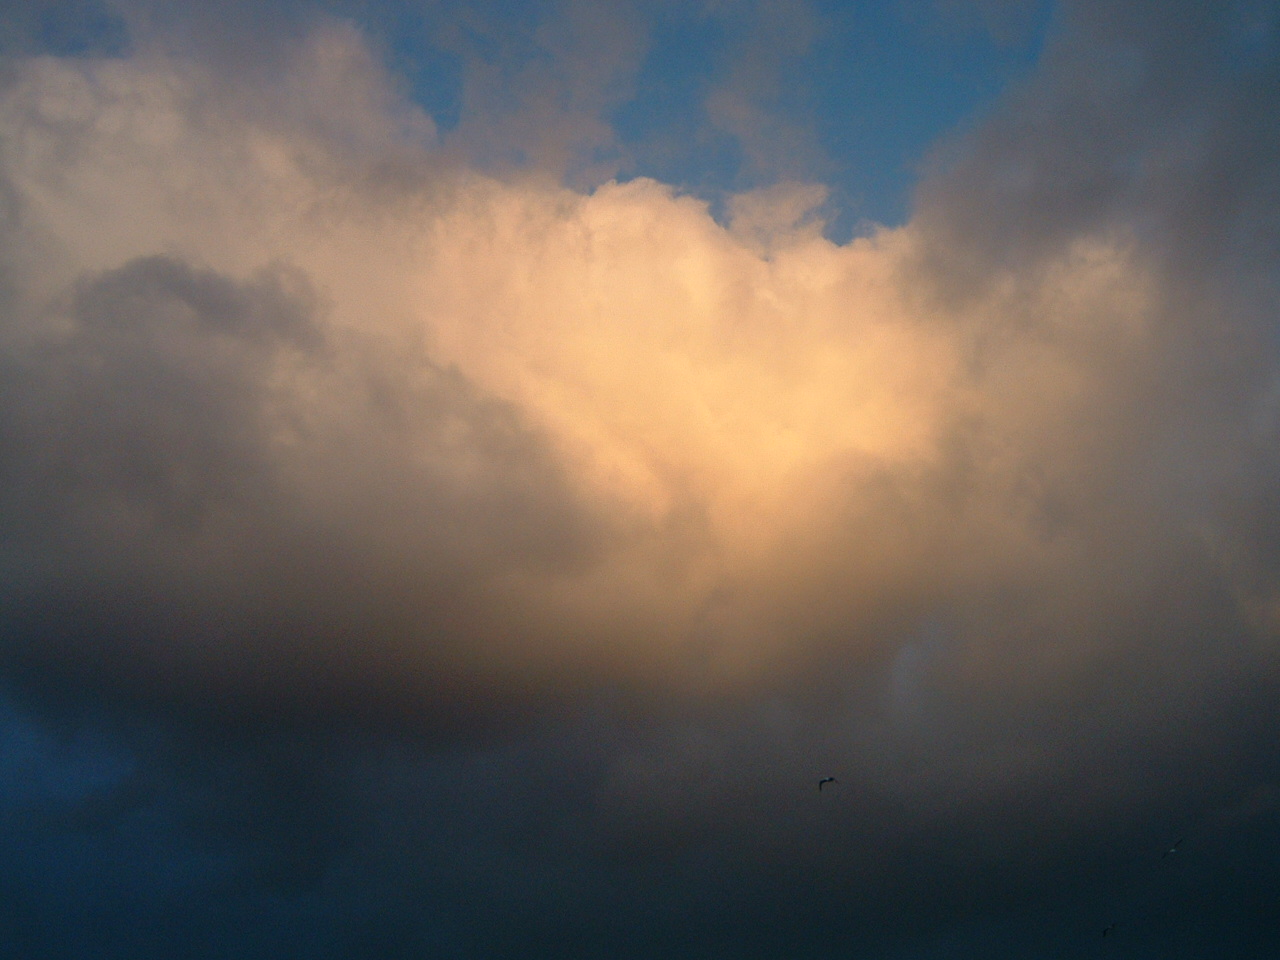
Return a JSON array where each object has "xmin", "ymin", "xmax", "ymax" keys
[
  {"xmin": 2, "ymin": 7, "xmax": 1280, "ymax": 954},
  {"xmin": 0, "ymin": 9, "xmax": 1278, "ymax": 748},
  {"xmin": 430, "ymin": 0, "xmax": 648, "ymax": 183}
]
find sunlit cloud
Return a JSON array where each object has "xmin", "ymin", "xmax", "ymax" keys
[
  {"xmin": 2, "ymin": 14, "xmax": 1275, "ymax": 740},
  {"xmin": 3, "ymin": 4, "xmax": 1280, "ymax": 957}
]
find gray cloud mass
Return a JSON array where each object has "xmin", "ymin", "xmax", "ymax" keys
[{"xmin": 1, "ymin": 1, "xmax": 1279, "ymax": 957}]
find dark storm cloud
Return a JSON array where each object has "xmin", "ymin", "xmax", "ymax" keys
[
  {"xmin": 0, "ymin": 250, "xmax": 611, "ymax": 732},
  {"xmin": 2, "ymin": 1, "xmax": 1280, "ymax": 958}
]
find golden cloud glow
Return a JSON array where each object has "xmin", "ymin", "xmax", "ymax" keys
[{"xmin": 1, "ymin": 23, "xmax": 1270, "ymax": 705}]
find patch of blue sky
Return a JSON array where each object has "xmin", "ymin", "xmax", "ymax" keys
[
  {"xmin": 1223, "ymin": 0, "xmax": 1279, "ymax": 75},
  {"xmin": 377, "ymin": 8, "xmax": 467, "ymax": 132},
  {"xmin": 610, "ymin": 2, "xmax": 1053, "ymax": 234},
  {"xmin": 1, "ymin": 0, "xmax": 130, "ymax": 57},
  {"xmin": 364, "ymin": 0, "xmax": 554, "ymax": 135},
  {"xmin": 347, "ymin": 0, "xmax": 1053, "ymax": 233},
  {"xmin": 608, "ymin": 16, "xmax": 741, "ymax": 202},
  {"xmin": 806, "ymin": 2, "xmax": 1054, "ymax": 231},
  {"xmin": 12, "ymin": 0, "xmax": 1051, "ymax": 234}
]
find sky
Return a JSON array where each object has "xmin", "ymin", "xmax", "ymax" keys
[{"xmin": 1, "ymin": 0, "xmax": 1279, "ymax": 957}]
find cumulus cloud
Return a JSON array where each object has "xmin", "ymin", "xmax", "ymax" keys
[
  {"xmin": 0, "ymin": 8, "xmax": 1278, "ymax": 757},
  {"xmin": 2, "ymin": 3, "xmax": 1280, "ymax": 956}
]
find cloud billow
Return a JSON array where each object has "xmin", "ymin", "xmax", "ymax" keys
[
  {"xmin": 0, "ymin": 3, "xmax": 1275, "ymax": 739},
  {"xmin": 1, "ymin": 3, "xmax": 1279, "ymax": 956}
]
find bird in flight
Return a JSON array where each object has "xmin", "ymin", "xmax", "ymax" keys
[
  {"xmin": 1162, "ymin": 837, "xmax": 1184, "ymax": 858},
  {"xmin": 818, "ymin": 777, "xmax": 837, "ymax": 791},
  {"xmin": 1102, "ymin": 924, "xmax": 1116, "ymax": 938}
]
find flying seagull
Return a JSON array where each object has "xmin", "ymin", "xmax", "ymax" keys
[
  {"xmin": 1162, "ymin": 837, "xmax": 1184, "ymax": 858},
  {"xmin": 818, "ymin": 777, "xmax": 838, "ymax": 791}
]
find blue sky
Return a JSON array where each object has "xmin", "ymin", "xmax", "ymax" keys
[
  {"xmin": 17, "ymin": 0, "xmax": 1050, "ymax": 228},
  {"xmin": 379, "ymin": 0, "xmax": 1052, "ymax": 229}
]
